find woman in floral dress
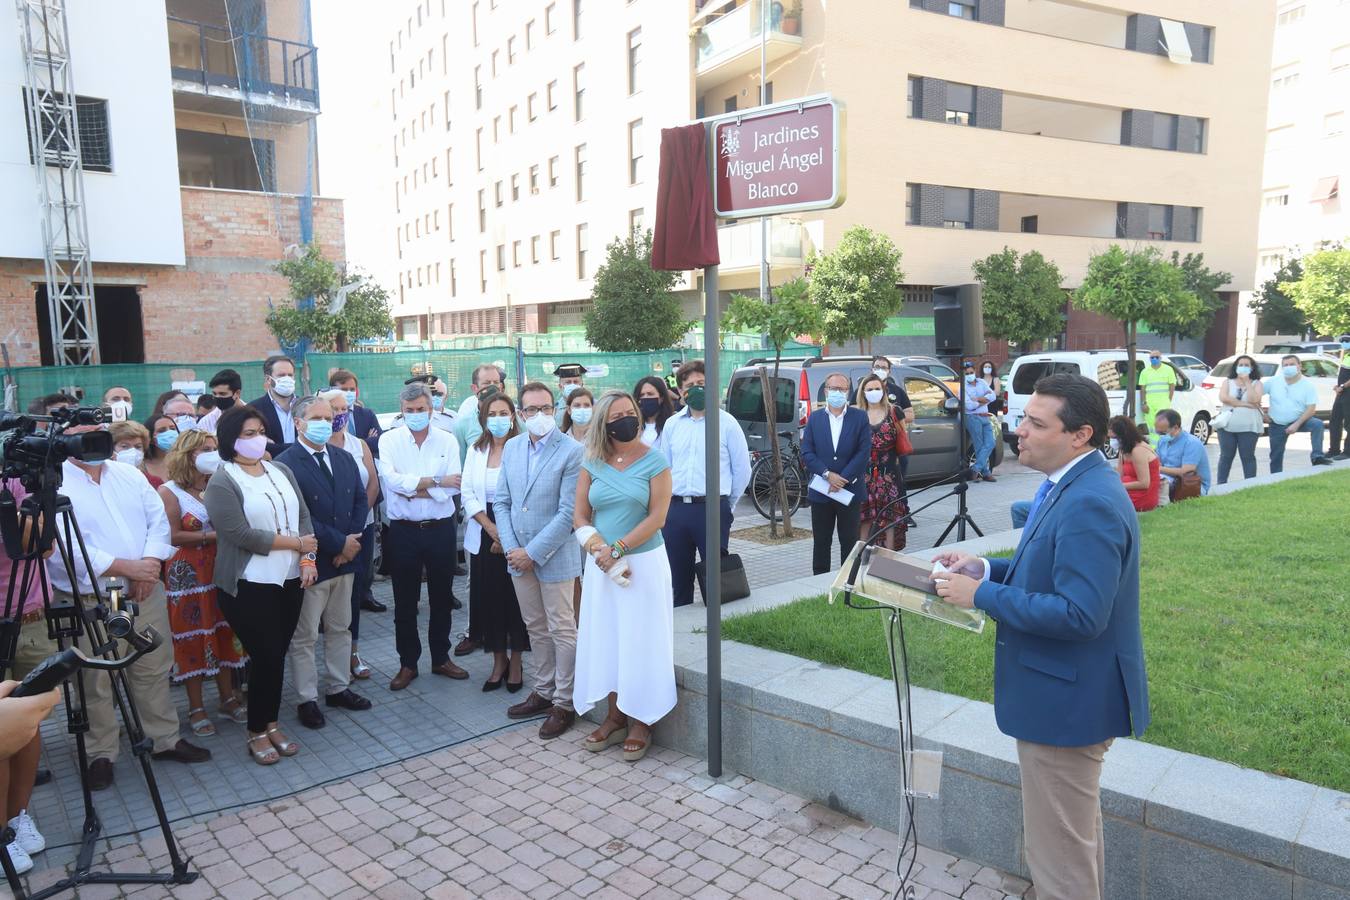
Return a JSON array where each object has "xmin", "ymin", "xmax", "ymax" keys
[
  {"xmin": 158, "ymin": 429, "xmax": 248, "ymax": 736},
  {"xmin": 856, "ymin": 374, "xmax": 909, "ymax": 551}
]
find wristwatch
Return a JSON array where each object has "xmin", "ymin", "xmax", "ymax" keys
[
  {"xmin": 610, "ymin": 539, "xmax": 628, "ymax": 560},
  {"xmin": 432, "ymin": 475, "xmax": 442, "ymax": 487}
]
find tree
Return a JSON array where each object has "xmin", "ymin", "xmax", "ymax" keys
[
  {"xmin": 971, "ymin": 248, "xmax": 1065, "ymax": 351},
  {"xmin": 267, "ymin": 244, "xmax": 394, "ymax": 353},
  {"xmin": 806, "ymin": 226, "xmax": 904, "ymax": 353},
  {"xmin": 1074, "ymin": 245, "xmax": 1201, "ymax": 417},
  {"xmin": 1145, "ymin": 252, "xmax": 1233, "ymax": 352},
  {"xmin": 1282, "ymin": 246, "xmax": 1350, "ymax": 337},
  {"xmin": 585, "ymin": 229, "xmax": 689, "ymax": 352},
  {"xmin": 721, "ymin": 279, "xmax": 821, "ymax": 536}
]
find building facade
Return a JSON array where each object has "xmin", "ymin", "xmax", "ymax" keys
[
  {"xmin": 381, "ymin": 0, "xmax": 1271, "ymax": 361},
  {"xmin": 0, "ymin": 0, "xmax": 341, "ymax": 368}
]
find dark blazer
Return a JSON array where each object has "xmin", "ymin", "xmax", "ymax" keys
[
  {"xmin": 349, "ymin": 404, "xmax": 383, "ymax": 459},
  {"xmin": 975, "ymin": 451, "xmax": 1150, "ymax": 747},
  {"xmin": 276, "ymin": 441, "xmax": 369, "ymax": 583},
  {"xmin": 247, "ymin": 393, "xmax": 293, "ymax": 458},
  {"xmin": 800, "ymin": 407, "xmax": 871, "ymax": 505}
]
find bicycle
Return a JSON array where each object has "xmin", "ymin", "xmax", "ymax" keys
[{"xmin": 749, "ymin": 429, "xmax": 806, "ymax": 522}]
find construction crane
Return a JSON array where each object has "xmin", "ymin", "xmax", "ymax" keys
[{"xmin": 16, "ymin": 0, "xmax": 100, "ymax": 366}]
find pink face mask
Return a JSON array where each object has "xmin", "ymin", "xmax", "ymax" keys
[{"xmin": 234, "ymin": 434, "xmax": 268, "ymax": 460}]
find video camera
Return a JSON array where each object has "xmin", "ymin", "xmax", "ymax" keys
[{"xmin": 0, "ymin": 407, "xmax": 112, "ymax": 486}]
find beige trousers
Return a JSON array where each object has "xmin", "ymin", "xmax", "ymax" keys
[
  {"xmin": 511, "ymin": 572, "xmax": 576, "ymax": 709},
  {"xmin": 60, "ymin": 585, "xmax": 183, "ymax": 761},
  {"xmin": 288, "ymin": 573, "xmax": 354, "ymax": 703},
  {"xmin": 1017, "ymin": 738, "xmax": 1114, "ymax": 900}
]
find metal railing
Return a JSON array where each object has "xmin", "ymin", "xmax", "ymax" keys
[
  {"xmin": 167, "ymin": 16, "xmax": 318, "ymax": 104},
  {"xmin": 694, "ymin": 0, "xmax": 801, "ymax": 69}
]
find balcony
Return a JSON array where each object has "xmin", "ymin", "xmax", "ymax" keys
[
  {"xmin": 168, "ymin": 16, "xmax": 319, "ymax": 123},
  {"xmin": 692, "ymin": 0, "xmax": 802, "ymax": 93},
  {"xmin": 715, "ymin": 217, "xmax": 810, "ymax": 287}
]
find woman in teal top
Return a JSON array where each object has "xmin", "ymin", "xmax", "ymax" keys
[{"xmin": 572, "ymin": 390, "xmax": 675, "ymax": 762}]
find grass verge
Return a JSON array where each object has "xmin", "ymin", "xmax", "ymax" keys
[{"xmin": 721, "ymin": 470, "xmax": 1350, "ymax": 791}]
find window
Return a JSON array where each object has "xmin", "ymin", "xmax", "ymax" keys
[
  {"xmin": 529, "ymin": 164, "xmax": 539, "ymax": 193},
  {"xmin": 724, "ymin": 96, "xmax": 737, "ymax": 113},
  {"xmin": 447, "ymin": 202, "xmax": 454, "ymax": 240},
  {"xmin": 531, "ymin": 235, "xmax": 540, "ymax": 263},
  {"xmin": 1020, "ymin": 215, "xmax": 1038, "ymax": 233},
  {"xmin": 474, "ymin": 66, "xmax": 483, "ymax": 109},
  {"xmin": 545, "ymin": 2, "xmax": 556, "ymax": 34},
  {"xmin": 1258, "ymin": 249, "xmax": 1286, "ymax": 269},
  {"xmin": 476, "ymin": 127, "xmax": 483, "ymax": 169},
  {"xmin": 1271, "ymin": 66, "xmax": 1300, "ymax": 90},
  {"xmin": 945, "ymin": 83, "xmax": 974, "ymax": 126},
  {"xmin": 491, "ymin": 49, "xmax": 499, "ymax": 77},
  {"xmin": 449, "ymin": 259, "xmax": 457, "ymax": 296},
  {"xmin": 550, "ymin": 229, "xmax": 561, "ymax": 259},
  {"xmin": 1325, "ymin": 112, "xmax": 1345, "ymax": 137},
  {"xmin": 443, "ymin": 91, "xmax": 451, "ymax": 129},
  {"xmin": 942, "ymin": 187, "xmax": 973, "ymax": 229},
  {"xmin": 526, "ymin": 19, "xmax": 535, "ymax": 49},
  {"xmin": 496, "ymin": 244, "xmax": 506, "ymax": 271},
  {"xmin": 576, "ymin": 223, "xmax": 588, "ymax": 277},
  {"xmin": 528, "ymin": 92, "xmax": 537, "ymax": 121},
  {"xmin": 1146, "ymin": 204, "xmax": 1173, "ymax": 240},
  {"xmin": 509, "ymin": 105, "xmax": 517, "ymax": 133},
  {"xmin": 575, "ymin": 143, "xmax": 587, "ymax": 200},
  {"xmin": 573, "ymin": 64, "xmax": 586, "ymax": 120},
  {"xmin": 627, "ymin": 28, "xmax": 642, "ymax": 94},
  {"xmin": 548, "ymin": 155, "xmax": 559, "ymax": 187},
  {"xmin": 907, "ymin": 77, "xmax": 919, "ymax": 118},
  {"xmin": 445, "ymin": 147, "xmax": 452, "ymax": 183},
  {"xmin": 1152, "ymin": 113, "xmax": 1179, "ymax": 151},
  {"xmin": 480, "ymin": 250, "xmax": 487, "ymax": 291},
  {"xmin": 947, "ymin": 0, "xmax": 975, "ymax": 20},
  {"xmin": 573, "ymin": 0, "xmax": 582, "ymax": 39},
  {"xmin": 1332, "ymin": 45, "xmax": 1350, "ymax": 72},
  {"xmin": 726, "ymin": 375, "xmax": 795, "ymax": 424},
  {"xmin": 511, "ymin": 173, "xmax": 520, "ymax": 200},
  {"xmin": 513, "ymin": 240, "xmax": 522, "ymax": 267},
  {"xmin": 507, "ymin": 35, "xmax": 516, "ymax": 64},
  {"xmin": 1263, "ymin": 190, "xmax": 1289, "ymax": 208},
  {"xmin": 32, "ymin": 94, "xmax": 112, "ymax": 172},
  {"xmin": 493, "ymin": 115, "xmax": 500, "ymax": 142},
  {"xmin": 628, "ymin": 119, "xmax": 643, "ymax": 184},
  {"xmin": 764, "ymin": 81, "xmax": 773, "ymax": 104},
  {"xmin": 494, "ymin": 180, "xmax": 503, "ymax": 207},
  {"xmin": 629, "ymin": 207, "xmax": 645, "ymax": 235},
  {"xmin": 905, "ymin": 183, "xmax": 917, "ymax": 225},
  {"xmin": 471, "ymin": 1, "xmax": 479, "ymax": 44},
  {"xmin": 1277, "ymin": 5, "xmax": 1305, "ymax": 25},
  {"xmin": 547, "ymin": 79, "xmax": 558, "ymax": 110}
]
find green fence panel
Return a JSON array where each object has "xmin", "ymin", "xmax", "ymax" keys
[
  {"xmin": 306, "ymin": 348, "xmax": 517, "ymax": 414},
  {"xmin": 7, "ymin": 361, "xmax": 267, "ymax": 418}
]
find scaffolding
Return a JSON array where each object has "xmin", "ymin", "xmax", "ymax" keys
[{"xmin": 16, "ymin": 0, "xmax": 100, "ymax": 366}]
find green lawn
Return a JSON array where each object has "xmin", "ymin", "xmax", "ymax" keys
[{"xmin": 722, "ymin": 470, "xmax": 1350, "ymax": 791}]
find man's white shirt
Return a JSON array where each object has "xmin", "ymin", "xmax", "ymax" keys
[{"xmin": 376, "ymin": 425, "xmax": 461, "ymax": 521}]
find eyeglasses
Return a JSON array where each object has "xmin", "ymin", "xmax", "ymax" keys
[{"xmin": 521, "ymin": 405, "xmax": 551, "ymax": 417}]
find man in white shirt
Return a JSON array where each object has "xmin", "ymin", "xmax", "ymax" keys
[
  {"xmin": 656, "ymin": 360, "xmax": 751, "ymax": 607},
  {"xmin": 50, "ymin": 428, "xmax": 211, "ymax": 791},
  {"xmin": 377, "ymin": 382, "xmax": 466, "ymax": 691}
]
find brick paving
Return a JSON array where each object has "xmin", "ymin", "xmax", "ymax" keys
[{"xmin": 9, "ymin": 726, "xmax": 1032, "ymax": 900}]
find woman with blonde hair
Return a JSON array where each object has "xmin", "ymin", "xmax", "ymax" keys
[
  {"xmin": 157, "ymin": 428, "xmax": 248, "ymax": 736},
  {"xmin": 110, "ymin": 420, "xmax": 160, "ymax": 487},
  {"xmin": 572, "ymin": 390, "xmax": 675, "ymax": 762}
]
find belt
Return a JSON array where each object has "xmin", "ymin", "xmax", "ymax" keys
[
  {"xmin": 673, "ymin": 495, "xmax": 730, "ymax": 504},
  {"xmin": 20, "ymin": 609, "xmax": 45, "ymax": 626},
  {"xmin": 391, "ymin": 517, "xmax": 454, "ymax": 529}
]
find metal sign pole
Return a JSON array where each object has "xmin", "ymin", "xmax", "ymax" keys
[{"xmin": 704, "ymin": 259, "xmax": 722, "ymax": 778}]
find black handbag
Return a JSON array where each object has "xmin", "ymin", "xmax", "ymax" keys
[{"xmin": 694, "ymin": 551, "xmax": 751, "ymax": 604}]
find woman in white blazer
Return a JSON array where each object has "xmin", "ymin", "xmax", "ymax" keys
[{"xmin": 461, "ymin": 393, "xmax": 530, "ymax": 692}]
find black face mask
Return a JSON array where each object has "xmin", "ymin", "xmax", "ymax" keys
[
  {"xmin": 606, "ymin": 415, "xmax": 641, "ymax": 443},
  {"xmin": 638, "ymin": 397, "xmax": 661, "ymax": 418},
  {"xmin": 214, "ymin": 396, "xmax": 236, "ymax": 411}
]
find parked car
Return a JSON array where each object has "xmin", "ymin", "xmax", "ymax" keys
[
  {"xmin": 1002, "ymin": 350, "xmax": 1221, "ymax": 453},
  {"xmin": 1262, "ymin": 340, "xmax": 1343, "ymax": 357},
  {"xmin": 724, "ymin": 355, "xmax": 1002, "ymax": 484},
  {"xmin": 1167, "ymin": 353, "xmax": 1210, "ymax": 383},
  {"xmin": 1203, "ymin": 353, "xmax": 1341, "ymax": 419}
]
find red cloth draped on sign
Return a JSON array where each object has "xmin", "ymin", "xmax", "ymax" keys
[{"xmin": 651, "ymin": 124, "xmax": 720, "ymax": 272}]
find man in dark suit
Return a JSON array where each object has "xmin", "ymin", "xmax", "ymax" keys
[
  {"xmin": 933, "ymin": 374, "xmax": 1149, "ymax": 900},
  {"xmin": 247, "ymin": 354, "xmax": 298, "ymax": 457},
  {"xmin": 800, "ymin": 371, "xmax": 871, "ymax": 575},
  {"xmin": 329, "ymin": 368, "xmax": 383, "ymax": 459},
  {"xmin": 277, "ymin": 395, "xmax": 373, "ymax": 728}
]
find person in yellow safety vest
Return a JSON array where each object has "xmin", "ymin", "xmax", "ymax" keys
[{"xmin": 1137, "ymin": 352, "xmax": 1177, "ymax": 436}]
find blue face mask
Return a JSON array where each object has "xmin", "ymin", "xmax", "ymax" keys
[
  {"xmin": 1282, "ymin": 365, "xmax": 1299, "ymax": 379},
  {"xmin": 1235, "ymin": 365, "xmax": 1252, "ymax": 377},
  {"xmin": 964, "ymin": 373, "xmax": 976, "ymax": 383},
  {"xmin": 570, "ymin": 407, "xmax": 593, "ymax": 426},
  {"xmin": 1149, "ymin": 358, "xmax": 1162, "ymax": 367},
  {"xmin": 826, "ymin": 390, "xmax": 848, "ymax": 410},
  {"xmin": 404, "ymin": 411, "xmax": 430, "ymax": 432},
  {"xmin": 486, "ymin": 415, "xmax": 513, "ymax": 438},
  {"xmin": 304, "ymin": 420, "xmax": 333, "ymax": 445},
  {"xmin": 155, "ymin": 430, "xmax": 179, "ymax": 452},
  {"xmin": 343, "ymin": 389, "xmax": 357, "ymax": 407},
  {"xmin": 431, "ymin": 394, "xmax": 444, "ymax": 411},
  {"xmin": 561, "ymin": 382, "xmax": 580, "ymax": 398}
]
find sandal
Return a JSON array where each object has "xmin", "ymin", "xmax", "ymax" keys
[
  {"xmin": 217, "ymin": 696, "xmax": 248, "ymax": 725},
  {"xmin": 584, "ymin": 715, "xmax": 629, "ymax": 753},
  {"xmin": 622, "ymin": 723, "xmax": 651, "ymax": 762},
  {"xmin": 350, "ymin": 652, "xmax": 372, "ymax": 680},
  {"xmin": 188, "ymin": 707, "xmax": 216, "ymax": 737},
  {"xmin": 246, "ymin": 733, "xmax": 279, "ymax": 766},
  {"xmin": 265, "ymin": 727, "xmax": 299, "ymax": 757}
]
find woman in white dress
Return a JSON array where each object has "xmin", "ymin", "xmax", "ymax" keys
[{"xmin": 572, "ymin": 390, "xmax": 675, "ymax": 762}]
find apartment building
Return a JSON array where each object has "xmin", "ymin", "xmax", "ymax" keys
[
  {"xmin": 0, "ymin": 0, "xmax": 341, "ymax": 367},
  {"xmin": 384, "ymin": 0, "xmax": 1271, "ymax": 361},
  {"xmin": 1240, "ymin": 0, "xmax": 1349, "ymax": 348}
]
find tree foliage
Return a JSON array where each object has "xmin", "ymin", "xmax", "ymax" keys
[
  {"xmin": 267, "ymin": 243, "xmax": 394, "ymax": 353},
  {"xmin": 584, "ymin": 229, "xmax": 689, "ymax": 352},
  {"xmin": 1251, "ymin": 256, "xmax": 1310, "ymax": 336},
  {"xmin": 971, "ymin": 248, "xmax": 1065, "ymax": 349},
  {"xmin": 721, "ymin": 278, "xmax": 821, "ymax": 374},
  {"xmin": 806, "ymin": 226, "xmax": 904, "ymax": 351},
  {"xmin": 1282, "ymin": 246, "xmax": 1350, "ymax": 337},
  {"xmin": 1145, "ymin": 252, "xmax": 1233, "ymax": 350},
  {"xmin": 1074, "ymin": 245, "xmax": 1201, "ymax": 416}
]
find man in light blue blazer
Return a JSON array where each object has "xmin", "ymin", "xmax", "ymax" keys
[
  {"xmin": 934, "ymin": 374, "xmax": 1149, "ymax": 900},
  {"xmin": 494, "ymin": 382, "xmax": 584, "ymax": 739},
  {"xmin": 800, "ymin": 371, "xmax": 872, "ymax": 574}
]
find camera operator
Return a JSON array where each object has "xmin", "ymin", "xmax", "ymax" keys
[{"xmin": 50, "ymin": 423, "xmax": 211, "ymax": 792}]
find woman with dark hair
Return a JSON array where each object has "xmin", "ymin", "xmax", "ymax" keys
[
  {"xmin": 143, "ymin": 414, "xmax": 180, "ymax": 485},
  {"xmin": 979, "ymin": 359, "xmax": 1003, "ymax": 415},
  {"xmin": 1109, "ymin": 416, "xmax": 1159, "ymax": 512},
  {"xmin": 856, "ymin": 373, "xmax": 908, "ymax": 550},
  {"xmin": 1216, "ymin": 354, "xmax": 1264, "ymax": 484},
  {"xmin": 562, "ymin": 387, "xmax": 595, "ymax": 441},
  {"xmin": 202, "ymin": 406, "xmax": 317, "ymax": 766},
  {"xmin": 633, "ymin": 377, "xmax": 674, "ymax": 446},
  {"xmin": 461, "ymin": 393, "xmax": 530, "ymax": 692}
]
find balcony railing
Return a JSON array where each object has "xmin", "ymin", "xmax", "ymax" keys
[
  {"xmin": 168, "ymin": 16, "xmax": 318, "ymax": 106},
  {"xmin": 717, "ymin": 217, "xmax": 807, "ymax": 271},
  {"xmin": 693, "ymin": 0, "xmax": 802, "ymax": 79}
]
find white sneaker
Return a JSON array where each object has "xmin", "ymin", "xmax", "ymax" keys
[
  {"xmin": 8, "ymin": 810, "xmax": 44, "ymax": 855},
  {"xmin": 3, "ymin": 838, "xmax": 33, "ymax": 875}
]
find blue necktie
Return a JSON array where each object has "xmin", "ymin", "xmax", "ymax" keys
[{"xmin": 1024, "ymin": 478, "xmax": 1054, "ymax": 529}]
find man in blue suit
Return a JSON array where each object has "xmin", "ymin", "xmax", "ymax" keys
[
  {"xmin": 278, "ymin": 395, "xmax": 373, "ymax": 729},
  {"xmin": 328, "ymin": 368, "xmax": 383, "ymax": 460},
  {"xmin": 800, "ymin": 372, "xmax": 872, "ymax": 575},
  {"xmin": 934, "ymin": 374, "xmax": 1149, "ymax": 900}
]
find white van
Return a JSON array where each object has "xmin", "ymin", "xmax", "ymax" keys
[{"xmin": 1002, "ymin": 350, "xmax": 1222, "ymax": 454}]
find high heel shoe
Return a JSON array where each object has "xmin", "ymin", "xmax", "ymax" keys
[
  {"xmin": 482, "ymin": 673, "xmax": 505, "ymax": 692},
  {"xmin": 506, "ymin": 678, "xmax": 523, "ymax": 693}
]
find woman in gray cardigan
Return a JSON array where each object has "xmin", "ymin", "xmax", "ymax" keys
[{"xmin": 202, "ymin": 406, "xmax": 318, "ymax": 766}]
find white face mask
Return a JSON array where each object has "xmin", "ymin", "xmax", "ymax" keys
[
  {"xmin": 114, "ymin": 447, "xmax": 143, "ymax": 467},
  {"xmin": 872, "ymin": 368, "xmax": 889, "ymax": 381},
  {"xmin": 195, "ymin": 450, "xmax": 222, "ymax": 475},
  {"xmin": 864, "ymin": 389, "xmax": 884, "ymax": 404},
  {"xmin": 1109, "ymin": 438, "xmax": 1120, "ymax": 453},
  {"xmin": 526, "ymin": 412, "xmax": 556, "ymax": 438},
  {"xmin": 272, "ymin": 375, "xmax": 296, "ymax": 397},
  {"xmin": 109, "ymin": 399, "xmax": 133, "ymax": 419}
]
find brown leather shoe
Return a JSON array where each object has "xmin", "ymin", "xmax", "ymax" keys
[
  {"xmin": 151, "ymin": 739, "xmax": 212, "ymax": 764},
  {"xmin": 431, "ymin": 660, "xmax": 469, "ymax": 680},
  {"xmin": 86, "ymin": 757, "xmax": 114, "ymax": 791},
  {"xmin": 507, "ymin": 691, "xmax": 553, "ymax": 719},
  {"xmin": 538, "ymin": 706, "xmax": 576, "ymax": 740},
  {"xmin": 389, "ymin": 667, "xmax": 418, "ymax": 691},
  {"xmin": 453, "ymin": 637, "xmax": 479, "ymax": 657}
]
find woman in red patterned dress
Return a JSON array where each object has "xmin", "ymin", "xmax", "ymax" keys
[
  {"xmin": 157, "ymin": 430, "xmax": 248, "ymax": 736},
  {"xmin": 857, "ymin": 374, "xmax": 909, "ymax": 551}
]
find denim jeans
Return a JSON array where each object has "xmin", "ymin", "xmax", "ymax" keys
[
  {"xmin": 1216, "ymin": 430, "xmax": 1259, "ymax": 483},
  {"xmin": 964, "ymin": 414, "xmax": 996, "ymax": 476},
  {"xmin": 1010, "ymin": 500, "xmax": 1032, "ymax": 529},
  {"xmin": 1267, "ymin": 418, "xmax": 1325, "ymax": 473}
]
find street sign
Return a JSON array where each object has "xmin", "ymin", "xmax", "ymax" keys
[{"xmin": 711, "ymin": 95, "xmax": 845, "ymax": 219}]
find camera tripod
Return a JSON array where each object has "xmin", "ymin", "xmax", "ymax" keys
[{"xmin": 0, "ymin": 480, "xmax": 198, "ymax": 899}]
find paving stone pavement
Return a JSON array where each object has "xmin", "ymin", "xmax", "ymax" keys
[{"xmin": 7, "ymin": 725, "xmax": 1032, "ymax": 899}]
